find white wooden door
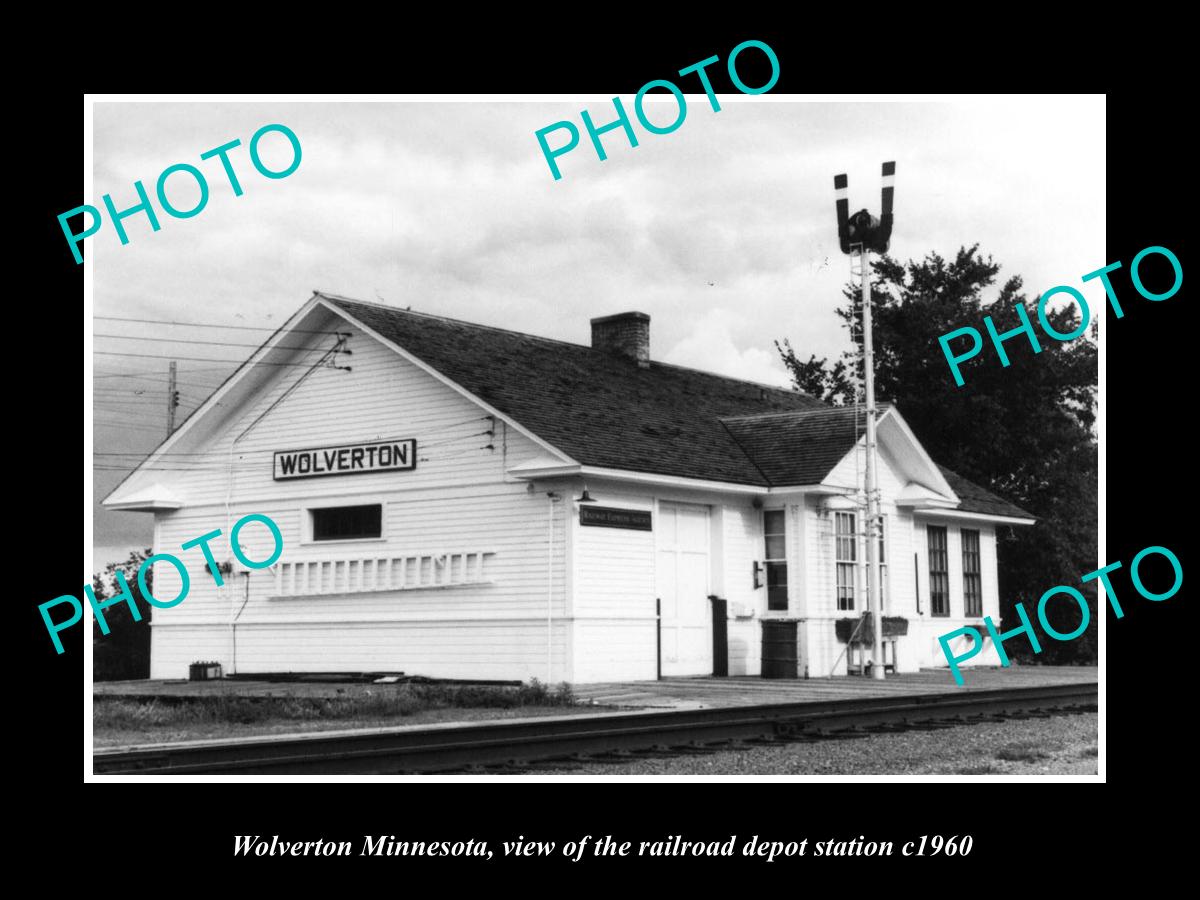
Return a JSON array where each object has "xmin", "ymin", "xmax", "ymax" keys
[{"xmin": 657, "ymin": 502, "xmax": 712, "ymax": 676}]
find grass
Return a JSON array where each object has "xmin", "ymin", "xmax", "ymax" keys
[
  {"xmin": 954, "ymin": 764, "xmax": 1000, "ymax": 775},
  {"xmin": 994, "ymin": 741, "xmax": 1051, "ymax": 763},
  {"xmin": 1079, "ymin": 745, "xmax": 1098, "ymax": 758},
  {"xmin": 94, "ymin": 679, "xmax": 576, "ymax": 732}
]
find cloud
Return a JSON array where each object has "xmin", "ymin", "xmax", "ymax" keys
[
  {"xmin": 662, "ymin": 308, "xmax": 793, "ymax": 388},
  {"xmin": 91, "ymin": 98, "xmax": 1104, "ymax": 551}
]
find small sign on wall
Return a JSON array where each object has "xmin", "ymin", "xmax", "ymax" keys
[
  {"xmin": 274, "ymin": 439, "xmax": 417, "ymax": 480},
  {"xmin": 579, "ymin": 506, "xmax": 652, "ymax": 531}
]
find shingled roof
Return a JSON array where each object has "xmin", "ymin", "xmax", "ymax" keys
[
  {"xmin": 937, "ymin": 466, "xmax": 1033, "ymax": 520},
  {"xmin": 325, "ymin": 294, "xmax": 1031, "ymax": 518},
  {"xmin": 328, "ymin": 295, "xmax": 824, "ymax": 486},
  {"xmin": 721, "ymin": 405, "xmax": 890, "ymax": 487}
]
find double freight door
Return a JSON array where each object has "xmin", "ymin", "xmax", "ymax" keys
[{"xmin": 656, "ymin": 502, "xmax": 712, "ymax": 676}]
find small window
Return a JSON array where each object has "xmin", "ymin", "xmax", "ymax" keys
[
  {"xmin": 928, "ymin": 525, "xmax": 949, "ymax": 617},
  {"xmin": 312, "ymin": 504, "xmax": 382, "ymax": 541},
  {"xmin": 764, "ymin": 509, "xmax": 788, "ymax": 611},
  {"xmin": 835, "ymin": 511, "xmax": 856, "ymax": 611},
  {"xmin": 962, "ymin": 528, "xmax": 982, "ymax": 617},
  {"xmin": 877, "ymin": 514, "xmax": 888, "ymax": 611}
]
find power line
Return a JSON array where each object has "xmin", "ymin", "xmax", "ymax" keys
[
  {"xmin": 92, "ymin": 376, "xmax": 228, "ymax": 392},
  {"xmin": 95, "ymin": 368, "xmax": 234, "ymax": 380},
  {"xmin": 92, "ymin": 419, "xmax": 493, "ymax": 461},
  {"xmin": 95, "ymin": 468, "xmax": 221, "ymax": 474},
  {"xmin": 93, "ymin": 401, "xmax": 178, "ymax": 410},
  {"xmin": 95, "ymin": 333, "xmax": 350, "ymax": 353},
  {"xmin": 93, "ymin": 390, "xmax": 208, "ymax": 399},
  {"xmin": 94, "ymin": 399, "xmax": 209, "ymax": 409},
  {"xmin": 93, "ymin": 379, "xmax": 227, "ymax": 391},
  {"xmin": 94, "ymin": 451, "xmax": 222, "ymax": 457},
  {"xmin": 95, "ymin": 351, "xmax": 351, "ymax": 368},
  {"xmin": 94, "ymin": 385, "xmax": 172, "ymax": 392},
  {"xmin": 95, "ymin": 315, "xmax": 350, "ymax": 336},
  {"xmin": 94, "ymin": 400, "xmax": 209, "ymax": 409},
  {"xmin": 93, "ymin": 388, "xmax": 203, "ymax": 397},
  {"xmin": 92, "ymin": 422, "xmax": 172, "ymax": 435},
  {"xmin": 94, "ymin": 399, "xmax": 180, "ymax": 407}
]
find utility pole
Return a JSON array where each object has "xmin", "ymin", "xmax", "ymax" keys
[
  {"xmin": 834, "ymin": 162, "xmax": 896, "ymax": 681},
  {"xmin": 860, "ymin": 249, "xmax": 885, "ymax": 680},
  {"xmin": 167, "ymin": 361, "xmax": 179, "ymax": 435}
]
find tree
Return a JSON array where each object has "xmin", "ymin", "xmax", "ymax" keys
[
  {"xmin": 92, "ymin": 549, "xmax": 155, "ymax": 680},
  {"xmin": 773, "ymin": 342, "xmax": 857, "ymax": 407},
  {"xmin": 779, "ymin": 245, "xmax": 1098, "ymax": 663}
]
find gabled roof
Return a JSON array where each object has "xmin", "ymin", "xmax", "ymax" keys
[
  {"xmin": 328, "ymin": 295, "xmax": 1030, "ymax": 519},
  {"xmin": 720, "ymin": 404, "xmax": 893, "ymax": 487},
  {"xmin": 937, "ymin": 466, "xmax": 1033, "ymax": 520},
  {"xmin": 102, "ymin": 481, "xmax": 183, "ymax": 511},
  {"xmin": 326, "ymin": 294, "xmax": 826, "ymax": 487},
  {"xmin": 719, "ymin": 405, "xmax": 1030, "ymax": 518},
  {"xmin": 106, "ymin": 291, "xmax": 1032, "ymax": 523}
]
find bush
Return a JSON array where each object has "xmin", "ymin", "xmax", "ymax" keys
[
  {"xmin": 91, "ymin": 549, "xmax": 155, "ymax": 681},
  {"xmin": 94, "ymin": 679, "xmax": 577, "ymax": 732}
]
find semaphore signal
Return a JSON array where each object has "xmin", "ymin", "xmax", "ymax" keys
[{"xmin": 833, "ymin": 161, "xmax": 896, "ymax": 681}]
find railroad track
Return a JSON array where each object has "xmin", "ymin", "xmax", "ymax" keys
[{"xmin": 93, "ymin": 682, "xmax": 1096, "ymax": 775}]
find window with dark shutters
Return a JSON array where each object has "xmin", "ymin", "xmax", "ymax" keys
[
  {"xmin": 835, "ymin": 511, "xmax": 856, "ymax": 611},
  {"xmin": 962, "ymin": 528, "xmax": 982, "ymax": 617},
  {"xmin": 928, "ymin": 525, "xmax": 949, "ymax": 617},
  {"xmin": 764, "ymin": 509, "xmax": 788, "ymax": 611}
]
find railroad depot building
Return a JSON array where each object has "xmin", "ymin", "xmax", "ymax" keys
[{"xmin": 104, "ymin": 293, "xmax": 1034, "ymax": 683}]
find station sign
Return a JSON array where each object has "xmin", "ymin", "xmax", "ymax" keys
[
  {"xmin": 274, "ymin": 439, "xmax": 417, "ymax": 480},
  {"xmin": 579, "ymin": 506, "xmax": 652, "ymax": 531}
]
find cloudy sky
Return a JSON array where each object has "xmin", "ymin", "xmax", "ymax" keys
[{"xmin": 90, "ymin": 96, "xmax": 1106, "ymax": 561}]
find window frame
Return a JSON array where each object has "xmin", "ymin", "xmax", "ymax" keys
[
  {"xmin": 835, "ymin": 511, "xmax": 857, "ymax": 612},
  {"xmin": 877, "ymin": 514, "xmax": 888, "ymax": 612},
  {"xmin": 961, "ymin": 527, "xmax": 982, "ymax": 617},
  {"xmin": 927, "ymin": 524, "xmax": 950, "ymax": 617},
  {"xmin": 763, "ymin": 508, "xmax": 789, "ymax": 612},
  {"xmin": 304, "ymin": 502, "xmax": 387, "ymax": 545}
]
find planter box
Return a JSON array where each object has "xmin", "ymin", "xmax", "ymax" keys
[{"xmin": 835, "ymin": 614, "xmax": 909, "ymax": 644}]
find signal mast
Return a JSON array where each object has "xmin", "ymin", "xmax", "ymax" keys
[{"xmin": 834, "ymin": 161, "xmax": 895, "ymax": 680}]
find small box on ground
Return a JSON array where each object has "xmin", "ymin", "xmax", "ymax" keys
[{"xmin": 189, "ymin": 660, "xmax": 223, "ymax": 681}]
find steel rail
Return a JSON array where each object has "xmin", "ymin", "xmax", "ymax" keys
[{"xmin": 93, "ymin": 682, "xmax": 1097, "ymax": 775}]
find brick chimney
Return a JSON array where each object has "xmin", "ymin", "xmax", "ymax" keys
[{"xmin": 591, "ymin": 312, "xmax": 650, "ymax": 367}]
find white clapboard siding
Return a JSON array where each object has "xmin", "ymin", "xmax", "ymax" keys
[
  {"xmin": 981, "ymin": 525, "xmax": 1000, "ymax": 620},
  {"xmin": 569, "ymin": 491, "xmax": 656, "ymax": 681},
  {"xmin": 907, "ymin": 523, "xmax": 1004, "ymax": 670},
  {"xmin": 720, "ymin": 503, "xmax": 763, "ymax": 676},
  {"xmin": 115, "ymin": 311, "xmax": 548, "ymax": 509},
  {"xmin": 150, "ymin": 621, "xmax": 571, "ymax": 683},
  {"xmin": 721, "ymin": 503, "xmax": 762, "ymax": 610},
  {"xmin": 149, "ymin": 483, "xmax": 563, "ymax": 622},
  {"xmin": 803, "ymin": 442, "xmax": 946, "ymax": 675},
  {"xmin": 272, "ymin": 550, "xmax": 494, "ymax": 597},
  {"xmin": 570, "ymin": 621, "xmax": 657, "ymax": 683},
  {"xmin": 824, "ymin": 443, "xmax": 1006, "ymax": 665},
  {"xmin": 133, "ymin": 308, "xmax": 571, "ymax": 681}
]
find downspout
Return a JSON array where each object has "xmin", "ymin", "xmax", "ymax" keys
[
  {"xmin": 226, "ymin": 440, "xmax": 239, "ymax": 671},
  {"xmin": 546, "ymin": 492, "xmax": 561, "ymax": 683},
  {"xmin": 231, "ymin": 570, "xmax": 251, "ymax": 675}
]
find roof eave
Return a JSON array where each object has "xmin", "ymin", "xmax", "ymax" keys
[
  {"xmin": 896, "ymin": 497, "xmax": 958, "ymax": 509},
  {"xmin": 913, "ymin": 508, "xmax": 1037, "ymax": 526},
  {"xmin": 104, "ymin": 499, "xmax": 185, "ymax": 512},
  {"xmin": 576, "ymin": 466, "xmax": 770, "ymax": 495},
  {"xmin": 101, "ymin": 292, "xmax": 334, "ymax": 507}
]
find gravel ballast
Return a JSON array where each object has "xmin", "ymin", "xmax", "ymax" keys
[{"xmin": 520, "ymin": 711, "xmax": 1099, "ymax": 776}]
